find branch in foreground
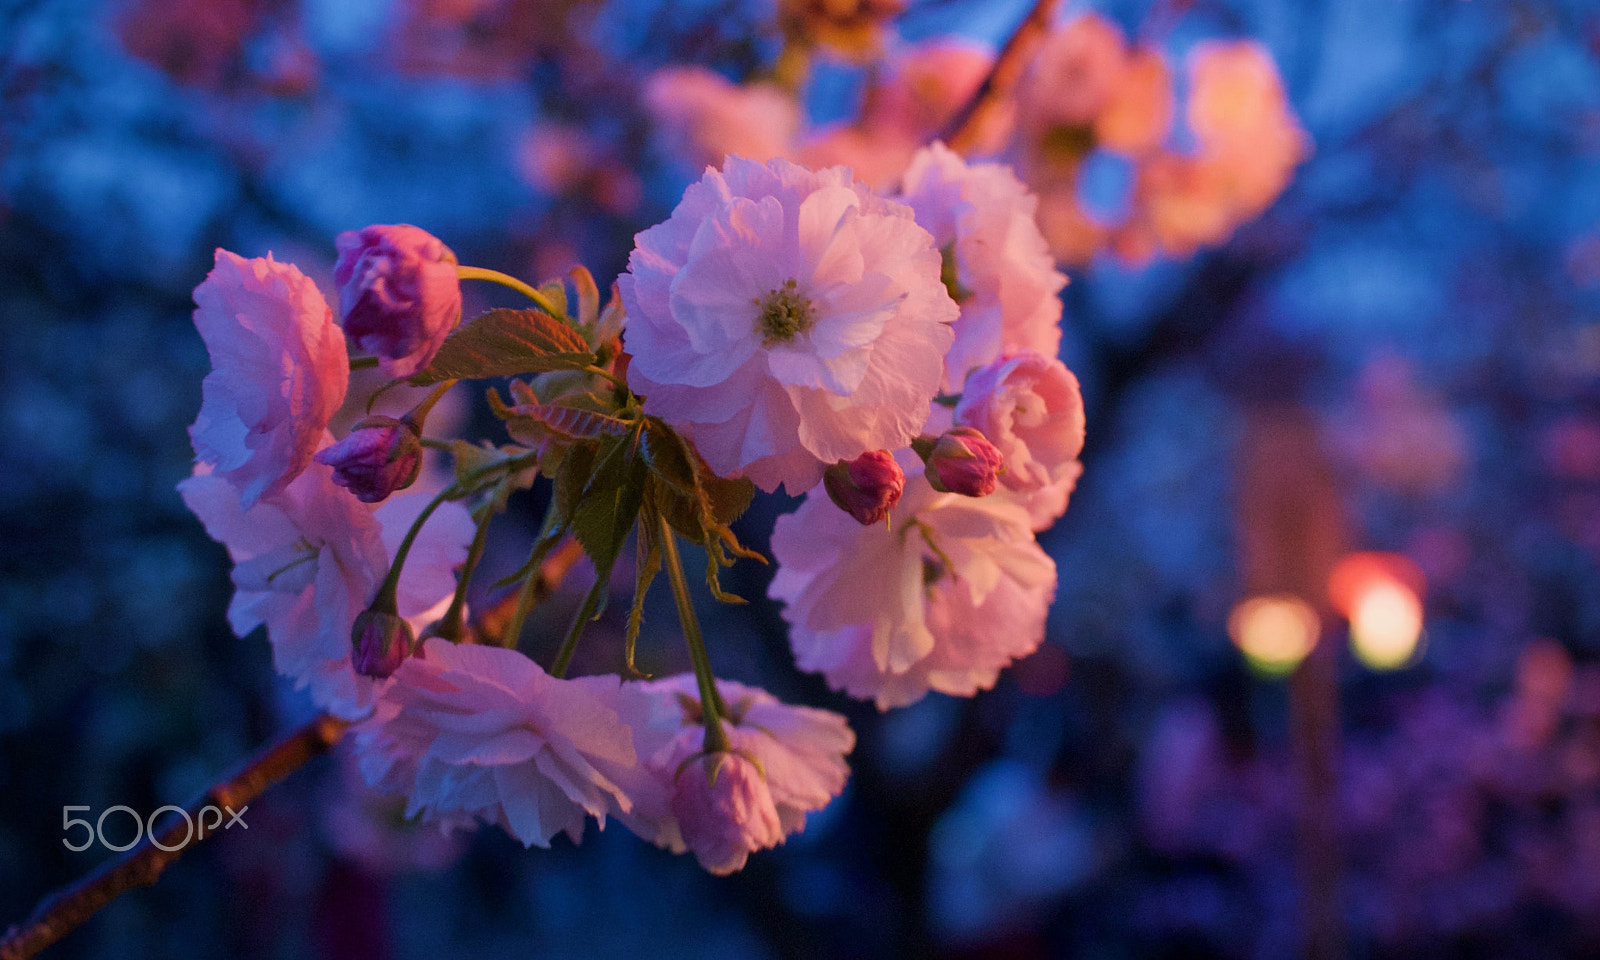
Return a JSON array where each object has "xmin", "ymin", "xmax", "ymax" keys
[
  {"xmin": 0, "ymin": 715, "xmax": 349, "ymax": 960},
  {"xmin": 1, "ymin": 537, "xmax": 587, "ymax": 960},
  {"xmin": 937, "ymin": 0, "xmax": 1061, "ymax": 153}
]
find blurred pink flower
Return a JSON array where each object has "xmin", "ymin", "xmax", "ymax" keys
[
  {"xmin": 177, "ymin": 454, "xmax": 472, "ymax": 717},
  {"xmin": 1186, "ymin": 41, "xmax": 1309, "ymax": 217},
  {"xmin": 334, "ymin": 225, "xmax": 462, "ymax": 379},
  {"xmin": 1017, "ymin": 14, "xmax": 1127, "ymax": 137},
  {"xmin": 1126, "ymin": 154, "xmax": 1235, "ymax": 258},
  {"xmin": 955, "ymin": 352, "xmax": 1085, "ymax": 513},
  {"xmin": 356, "ymin": 639, "xmax": 637, "ymax": 848},
  {"xmin": 620, "ymin": 156, "xmax": 956, "ymax": 494},
  {"xmin": 1034, "ymin": 188, "xmax": 1109, "ymax": 265},
  {"xmin": 608, "ymin": 675, "xmax": 854, "ymax": 874},
  {"xmin": 798, "ymin": 123, "xmax": 923, "ymax": 194},
  {"xmin": 644, "ymin": 67, "xmax": 800, "ymax": 168},
  {"xmin": 771, "ymin": 461, "xmax": 1056, "ymax": 708},
  {"xmin": 897, "ymin": 143, "xmax": 1066, "ymax": 388},
  {"xmin": 189, "ymin": 250, "xmax": 348, "ymax": 509},
  {"xmin": 799, "ymin": 40, "xmax": 999, "ymax": 191},
  {"xmin": 1094, "ymin": 48, "xmax": 1172, "ymax": 157}
]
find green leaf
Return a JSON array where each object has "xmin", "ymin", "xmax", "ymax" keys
[
  {"xmin": 702, "ymin": 472, "xmax": 755, "ymax": 528},
  {"xmin": 624, "ymin": 513, "xmax": 661, "ymax": 679},
  {"xmin": 552, "ymin": 442, "xmax": 597, "ymax": 524},
  {"xmin": 408, "ymin": 308, "xmax": 594, "ymax": 385},
  {"xmin": 641, "ymin": 417, "xmax": 699, "ymax": 502},
  {"xmin": 570, "ymin": 432, "xmax": 648, "ymax": 595}
]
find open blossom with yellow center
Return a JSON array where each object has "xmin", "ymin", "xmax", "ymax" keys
[{"xmin": 620, "ymin": 156, "xmax": 958, "ymax": 494}]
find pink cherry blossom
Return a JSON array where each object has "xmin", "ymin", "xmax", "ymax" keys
[
  {"xmin": 334, "ymin": 224, "xmax": 463, "ymax": 379},
  {"xmin": 771, "ymin": 462, "xmax": 1056, "ymax": 709},
  {"xmin": 1017, "ymin": 14, "xmax": 1128, "ymax": 136},
  {"xmin": 178, "ymin": 451, "xmax": 473, "ymax": 717},
  {"xmin": 897, "ymin": 143, "xmax": 1066, "ymax": 389},
  {"xmin": 356, "ymin": 638, "xmax": 637, "ymax": 848},
  {"xmin": 672, "ymin": 752, "xmax": 784, "ymax": 875},
  {"xmin": 189, "ymin": 249, "xmax": 348, "ymax": 509},
  {"xmin": 620, "ymin": 156, "xmax": 957, "ymax": 494},
  {"xmin": 1094, "ymin": 48, "xmax": 1173, "ymax": 157},
  {"xmin": 644, "ymin": 66, "xmax": 800, "ymax": 169},
  {"xmin": 1186, "ymin": 41, "xmax": 1308, "ymax": 218},
  {"xmin": 606, "ymin": 675, "xmax": 854, "ymax": 874},
  {"xmin": 798, "ymin": 40, "xmax": 1001, "ymax": 192},
  {"xmin": 955, "ymin": 352, "xmax": 1086, "ymax": 517}
]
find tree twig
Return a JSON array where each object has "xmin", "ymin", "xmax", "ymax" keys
[
  {"xmin": 0, "ymin": 715, "xmax": 349, "ymax": 960},
  {"xmin": 937, "ymin": 0, "xmax": 1061, "ymax": 154},
  {"xmin": 1, "ymin": 537, "xmax": 587, "ymax": 959}
]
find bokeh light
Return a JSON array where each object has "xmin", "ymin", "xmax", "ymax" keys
[
  {"xmin": 1227, "ymin": 594, "xmax": 1320, "ymax": 678},
  {"xmin": 1329, "ymin": 552, "xmax": 1426, "ymax": 670}
]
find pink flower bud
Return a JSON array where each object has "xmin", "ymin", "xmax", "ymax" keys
[
  {"xmin": 313, "ymin": 417, "xmax": 422, "ymax": 503},
  {"xmin": 955, "ymin": 351, "xmax": 1085, "ymax": 493},
  {"xmin": 823, "ymin": 450, "xmax": 905, "ymax": 525},
  {"xmin": 672, "ymin": 751, "xmax": 783, "ymax": 876},
  {"xmin": 350, "ymin": 606, "xmax": 414, "ymax": 678},
  {"xmin": 924, "ymin": 426, "xmax": 1004, "ymax": 497},
  {"xmin": 334, "ymin": 225, "xmax": 462, "ymax": 379}
]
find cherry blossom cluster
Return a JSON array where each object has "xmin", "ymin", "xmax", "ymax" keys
[
  {"xmin": 641, "ymin": 9, "xmax": 1307, "ymax": 267},
  {"xmin": 179, "ymin": 145, "xmax": 1083, "ymax": 873}
]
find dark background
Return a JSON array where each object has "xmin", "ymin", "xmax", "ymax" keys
[{"xmin": 4, "ymin": 0, "xmax": 1600, "ymax": 956}]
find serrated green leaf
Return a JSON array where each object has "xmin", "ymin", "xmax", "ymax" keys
[
  {"xmin": 408, "ymin": 308, "xmax": 594, "ymax": 385},
  {"xmin": 642, "ymin": 417, "xmax": 698, "ymax": 501},
  {"xmin": 703, "ymin": 544, "xmax": 748, "ymax": 604},
  {"xmin": 552, "ymin": 442, "xmax": 597, "ymax": 524},
  {"xmin": 625, "ymin": 513, "xmax": 661, "ymax": 679},
  {"xmin": 571, "ymin": 433, "xmax": 648, "ymax": 602},
  {"xmin": 702, "ymin": 472, "xmax": 755, "ymax": 527}
]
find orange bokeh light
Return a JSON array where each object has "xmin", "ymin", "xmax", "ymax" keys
[
  {"xmin": 1328, "ymin": 552, "xmax": 1426, "ymax": 670},
  {"xmin": 1228, "ymin": 595, "xmax": 1320, "ymax": 677}
]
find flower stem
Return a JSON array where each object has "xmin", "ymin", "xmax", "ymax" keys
[
  {"xmin": 457, "ymin": 265, "xmax": 567, "ymax": 320},
  {"xmin": 487, "ymin": 538, "xmax": 584, "ymax": 648},
  {"xmin": 375, "ymin": 453, "xmax": 538, "ymax": 611},
  {"xmin": 658, "ymin": 515, "xmax": 731, "ymax": 754},
  {"xmin": 350, "ymin": 356, "xmax": 381, "ymax": 371},
  {"xmin": 582, "ymin": 364, "xmax": 630, "ymax": 392},
  {"xmin": 431, "ymin": 507, "xmax": 492, "ymax": 641},
  {"xmin": 402, "ymin": 379, "xmax": 457, "ymax": 433},
  {"xmin": 549, "ymin": 569, "xmax": 609, "ymax": 679}
]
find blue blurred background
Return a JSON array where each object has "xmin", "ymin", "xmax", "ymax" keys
[{"xmin": 4, "ymin": 0, "xmax": 1600, "ymax": 956}]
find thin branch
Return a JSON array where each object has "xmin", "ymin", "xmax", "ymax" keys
[
  {"xmin": 936, "ymin": 0, "xmax": 1061, "ymax": 154},
  {"xmin": 0, "ymin": 715, "xmax": 350, "ymax": 960},
  {"xmin": 1, "ymin": 534, "xmax": 589, "ymax": 960}
]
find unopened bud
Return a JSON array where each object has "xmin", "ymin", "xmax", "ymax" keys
[
  {"xmin": 334, "ymin": 224, "xmax": 462, "ymax": 379},
  {"xmin": 350, "ymin": 606, "xmax": 414, "ymax": 678},
  {"xmin": 923, "ymin": 427, "xmax": 1004, "ymax": 497},
  {"xmin": 823, "ymin": 450, "xmax": 904, "ymax": 525},
  {"xmin": 314, "ymin": 416, "xmax": 422, "ymax": 503}
]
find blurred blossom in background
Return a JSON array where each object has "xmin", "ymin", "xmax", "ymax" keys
[{"xmin": 4, "ymin": 0, "xmax": 1600, "ymax": 956}]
